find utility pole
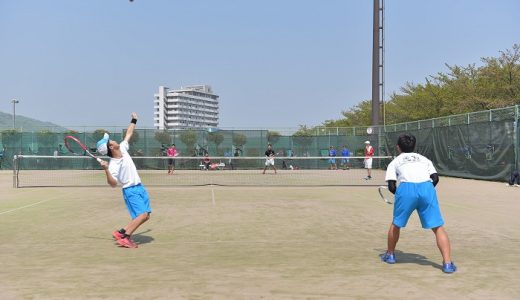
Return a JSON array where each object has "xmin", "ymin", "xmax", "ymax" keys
[
  {"xmin": 371, "ymin": 0, "xmax": 384, "ymax": 127},
  {"xmin": 11, "ymin": 99, "xmax": 20, "ymax": 129}
]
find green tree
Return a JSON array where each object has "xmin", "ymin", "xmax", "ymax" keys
[
  {"xmin": 232, "ymin": 133, "xmax": 247, "ymax": 148},
  {"xmin": 154, "ymin": 130, "xmax": 171, "ymax": 146},
  {"xmin": 266, "ymin": 131, "xmax": 281, "ymax": 145},
  {"xmin": 1, "ymin": 129, "xmax": 21, "ymax": 145},
  {"xmin": 207, "ymin": 132, "xmax": 224, "ymax": 152},
  {"xmin": 180, "ymin": 130, "xmax": 197, "ymax": 155},
  {"xmin": 292, "ymin": 125, "xmax": 314, "ymax": 154},
  {"xmin": 324, "ymin": 44, "xmax": 520, "ymax": 126},
  {"xmin": 37, "ymin": 129, "xmax": 57, "ymax": 155},
  {"xmin": 92, "ymin": 129, "xmax": 108, "ymax": 142},
  {"xmin": 324, "ymin": 100, "xmax": 372, "ymax": 127}
]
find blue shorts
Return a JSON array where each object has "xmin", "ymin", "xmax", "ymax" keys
[
  {"xmin": 329, "ymin": 158, "xmax": 336, "ymax": 164},
  {"xmin": 122, "ymin": 184, "xmax": 152, "ymax": 219},
  {"xmin": 393, "ymin": 182, "xmax": 444, "ymax": 229}
]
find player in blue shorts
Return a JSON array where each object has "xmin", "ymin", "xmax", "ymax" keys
[
  {"xmin": 381, "ymin": 133, "xmax": 456, "ymax": 273},
  {"xmin": 340, "ymin": 145, "xmax": 351, "ymax": 170},
  {"xmin": 328, "ymin": 146, "xmax": 337, "ymax": 170},
  {"xmin": 97, "ymin": 112, "xmax": 151, "ymax": 248}
]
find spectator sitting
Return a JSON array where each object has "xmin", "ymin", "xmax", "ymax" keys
[{"xmin": 203, "ymin": 153, "xmax": 211, "ymax": 170}]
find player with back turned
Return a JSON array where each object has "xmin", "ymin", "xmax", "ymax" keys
[
  {"xmin": 97, "ymin": 112, "xmax": 152, "ymax": 249},
  {"xmin": 381, "ymin": 133, "xmax": 456, "ymax": 273}
]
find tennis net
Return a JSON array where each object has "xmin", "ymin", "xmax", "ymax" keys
[{"xmin": 13, "ymin": 155, "xmax": 392, "ymax": 188}]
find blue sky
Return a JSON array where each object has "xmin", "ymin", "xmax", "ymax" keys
[{"xmin": 0, "ymin": 0, "xmax": 518, "ymax": 129}]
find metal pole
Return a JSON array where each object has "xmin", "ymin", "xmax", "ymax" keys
[
  {"xmin": 13, "ymin": 155, "xmax": 18, "ymax": 188},
  {"xmin": 12, "ymin": 99, "xmax": 19, "ymax": 129},
  {"xmin": 515, "ymin": 105, "xmax": 519, "ymax": 170},
  {"xmin": 371, "ymin": 0, "xmax": 380, "ymax": 126}
]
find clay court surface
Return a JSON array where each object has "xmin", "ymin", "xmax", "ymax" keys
[{"xmin": 1, "ymin": 171, "xmax": 519, "ymax": 299}]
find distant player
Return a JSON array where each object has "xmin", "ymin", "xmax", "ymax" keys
[
  {"xmin": 328, "ymin": 146, "xmax": 337, "ymax": 170},
  {"xmin": 262, "ymin": 144, "xmax": 277, "ymax": 174},
  {"xmin": 166, "ymin": 144, "xmax": 178, "ymax": 175},
  {"xmin": 97, "ymin": 112, "xmax": 151, "ymax": 249},
  {"xmin": 381, "ymin": 133, "xmax": 456, "ymax": 274},
  {"xmin": 341, "ymin": 145, "xmax": 350, "ymax": 170},
  {"xmin": 364, "ymin": 141, "xmax": 374, "ymax": 180}
]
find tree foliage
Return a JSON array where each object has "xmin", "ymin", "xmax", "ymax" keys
[
  {"xmin": 37, "ymin": 129, "xmax": 57, "ymax": 146},
  {"xmin": 325, "ymin": 44, "xmax": 520, "ymax": 126},
  {"xmin": 154, "ymin": 130, "xmax": 170, "ymax": 145},
  {"xmin": 207, "ymin": 132, "xmax": 224, "ymax": 148},
  {"xmin": 232, "ymin": 133, "xmax": 247, "ymax": 147},
  {"xmin": 266, "ymin": 131, "xmax": 281, "ymax": 144},
  {"xmin": 92, "ymin": 129, "xmax": 108, "ymax": 142},
  {"xmin": 292, "ymin": 125, "xmax": 314, "ymax": 149},
  {"xmin": 1, "ymin": 129, "xmax": 21, "ymax": 146},
  {"xmin": 180, "ymin": 130, "xmax": 197, "ymax": 151}
]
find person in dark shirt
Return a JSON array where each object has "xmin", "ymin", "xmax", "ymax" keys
[
  {"xmin": 262, "ymin": 144, "xmax": 277, "ymax": 175},
  {"xmin": 202, "ymin": 153, "xmax": 211, "ymax": 170}
]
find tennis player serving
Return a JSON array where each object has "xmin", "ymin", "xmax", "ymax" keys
[
  {"xmin": 381, "ymin": 133, "xmax": 456, "ymax": 273},
  {"xmin": 97, "ymin": 112, "xmax": 151, "ymax": 249}
]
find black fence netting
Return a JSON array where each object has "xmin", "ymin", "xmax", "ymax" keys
[{"xmin": 382, "ymin": 106, "xmax": 518, "ymax": 182}]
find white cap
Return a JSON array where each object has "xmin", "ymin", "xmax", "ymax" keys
[
  {"xmin": 96, "ymin": 133, "xmax": 110, "ymax": 155},
  {"xmin": 364, "ymin": 141, "xmax": 370, "ymax": 144}
]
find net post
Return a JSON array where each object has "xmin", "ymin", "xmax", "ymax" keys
[
  {"xmin": 515, "ymin": 105, "xmax": 519, "ymax": 171},
  {"xmin": 12, "ymin": 155, "xmax": 18, "ymax": 188}
]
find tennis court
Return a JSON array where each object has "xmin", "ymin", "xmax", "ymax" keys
[{"xmin": 1, "ymin": 170, "xmax": 519, "ymax": 299}]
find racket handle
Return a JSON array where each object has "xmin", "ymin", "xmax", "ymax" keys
[{"xmin": 96, "ymin": 158, "xmax": 102, "ymax": 163}]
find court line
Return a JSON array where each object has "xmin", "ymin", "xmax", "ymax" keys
[
  {"xmin": 0, "ymin": 199, "xmax": 53, "ymax": 216},
  {"xmin": 211, "ymin": 188, "xmax": 216, "ymax": 206}
]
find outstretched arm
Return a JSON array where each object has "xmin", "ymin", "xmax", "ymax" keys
[{"xmin": 124, "ymin": 112, "xmax": 138, "ymax": 143}]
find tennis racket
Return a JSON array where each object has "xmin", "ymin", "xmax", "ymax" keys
[
  {"xmin": 378, "ymin": 186, "xmax": 394, "ymax": 204},
  {"xmin": 64, "ymin": 135, "xmax": 102, "ymax": 162}
]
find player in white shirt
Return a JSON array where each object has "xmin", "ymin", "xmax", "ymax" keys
[
  {"xmin": 381, "ymin": 133, "xmax": 456, "ymax": 273},
  {"xmin": 364, "ymin": 141, "xmax": 374, "ymax": 180},
  {"xmin": 97, "ymin": 112, "xmax": 151, "ymax": 249}
]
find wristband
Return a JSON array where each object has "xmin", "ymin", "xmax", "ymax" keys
[{"xmin": 131, "ymin": 118, "xmax": 137, "ymax": 124}]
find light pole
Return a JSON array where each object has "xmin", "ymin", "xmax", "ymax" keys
[{"xmin": 11, "ymin": 99, "xmax": 19, "ymax": 129}]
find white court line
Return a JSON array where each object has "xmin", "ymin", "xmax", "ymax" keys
[
  {"xmin": 211, "ymin": 188, "xmax": 216, "ymax": 206},
  {"xmin": 0, "ymin": 199, "xmax": 53, "ymax": 216}
]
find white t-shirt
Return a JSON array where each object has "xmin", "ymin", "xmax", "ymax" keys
[
  {"xmin": 108, "ymin": 141, "xmax": 141, "ymax": 189},
  {"xmin": 385, "ymin": 152, "xmax": 437, "ymax": 183}
]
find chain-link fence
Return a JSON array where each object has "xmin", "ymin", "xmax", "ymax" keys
[{"xmin": 2, "ymin": 105, "xmax": 518, "ymax": 181}]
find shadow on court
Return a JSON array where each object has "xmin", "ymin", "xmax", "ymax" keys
[
  {"xmin": 83, "ymin": 229, "xmax": 154, "ymax": 245},
  {"xmin": 378, "ymin": 249, "xmax": 443, "ymax": 270},
  {"xmin": 132, "ymin": 229, "xmax": 154, "ymax": 245}
]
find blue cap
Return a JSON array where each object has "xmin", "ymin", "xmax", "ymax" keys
[{"xmin": 96, "ymin": 133, "xmax": 110, "ymax": 155}]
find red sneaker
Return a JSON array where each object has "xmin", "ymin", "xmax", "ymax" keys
[
  {"xmin": 117, "ymin": 237, "xmax": 138, "ymax": 248},
  {"xmin": 112, "ymin": 231, "xmax": 125, "ymax": 241}
]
